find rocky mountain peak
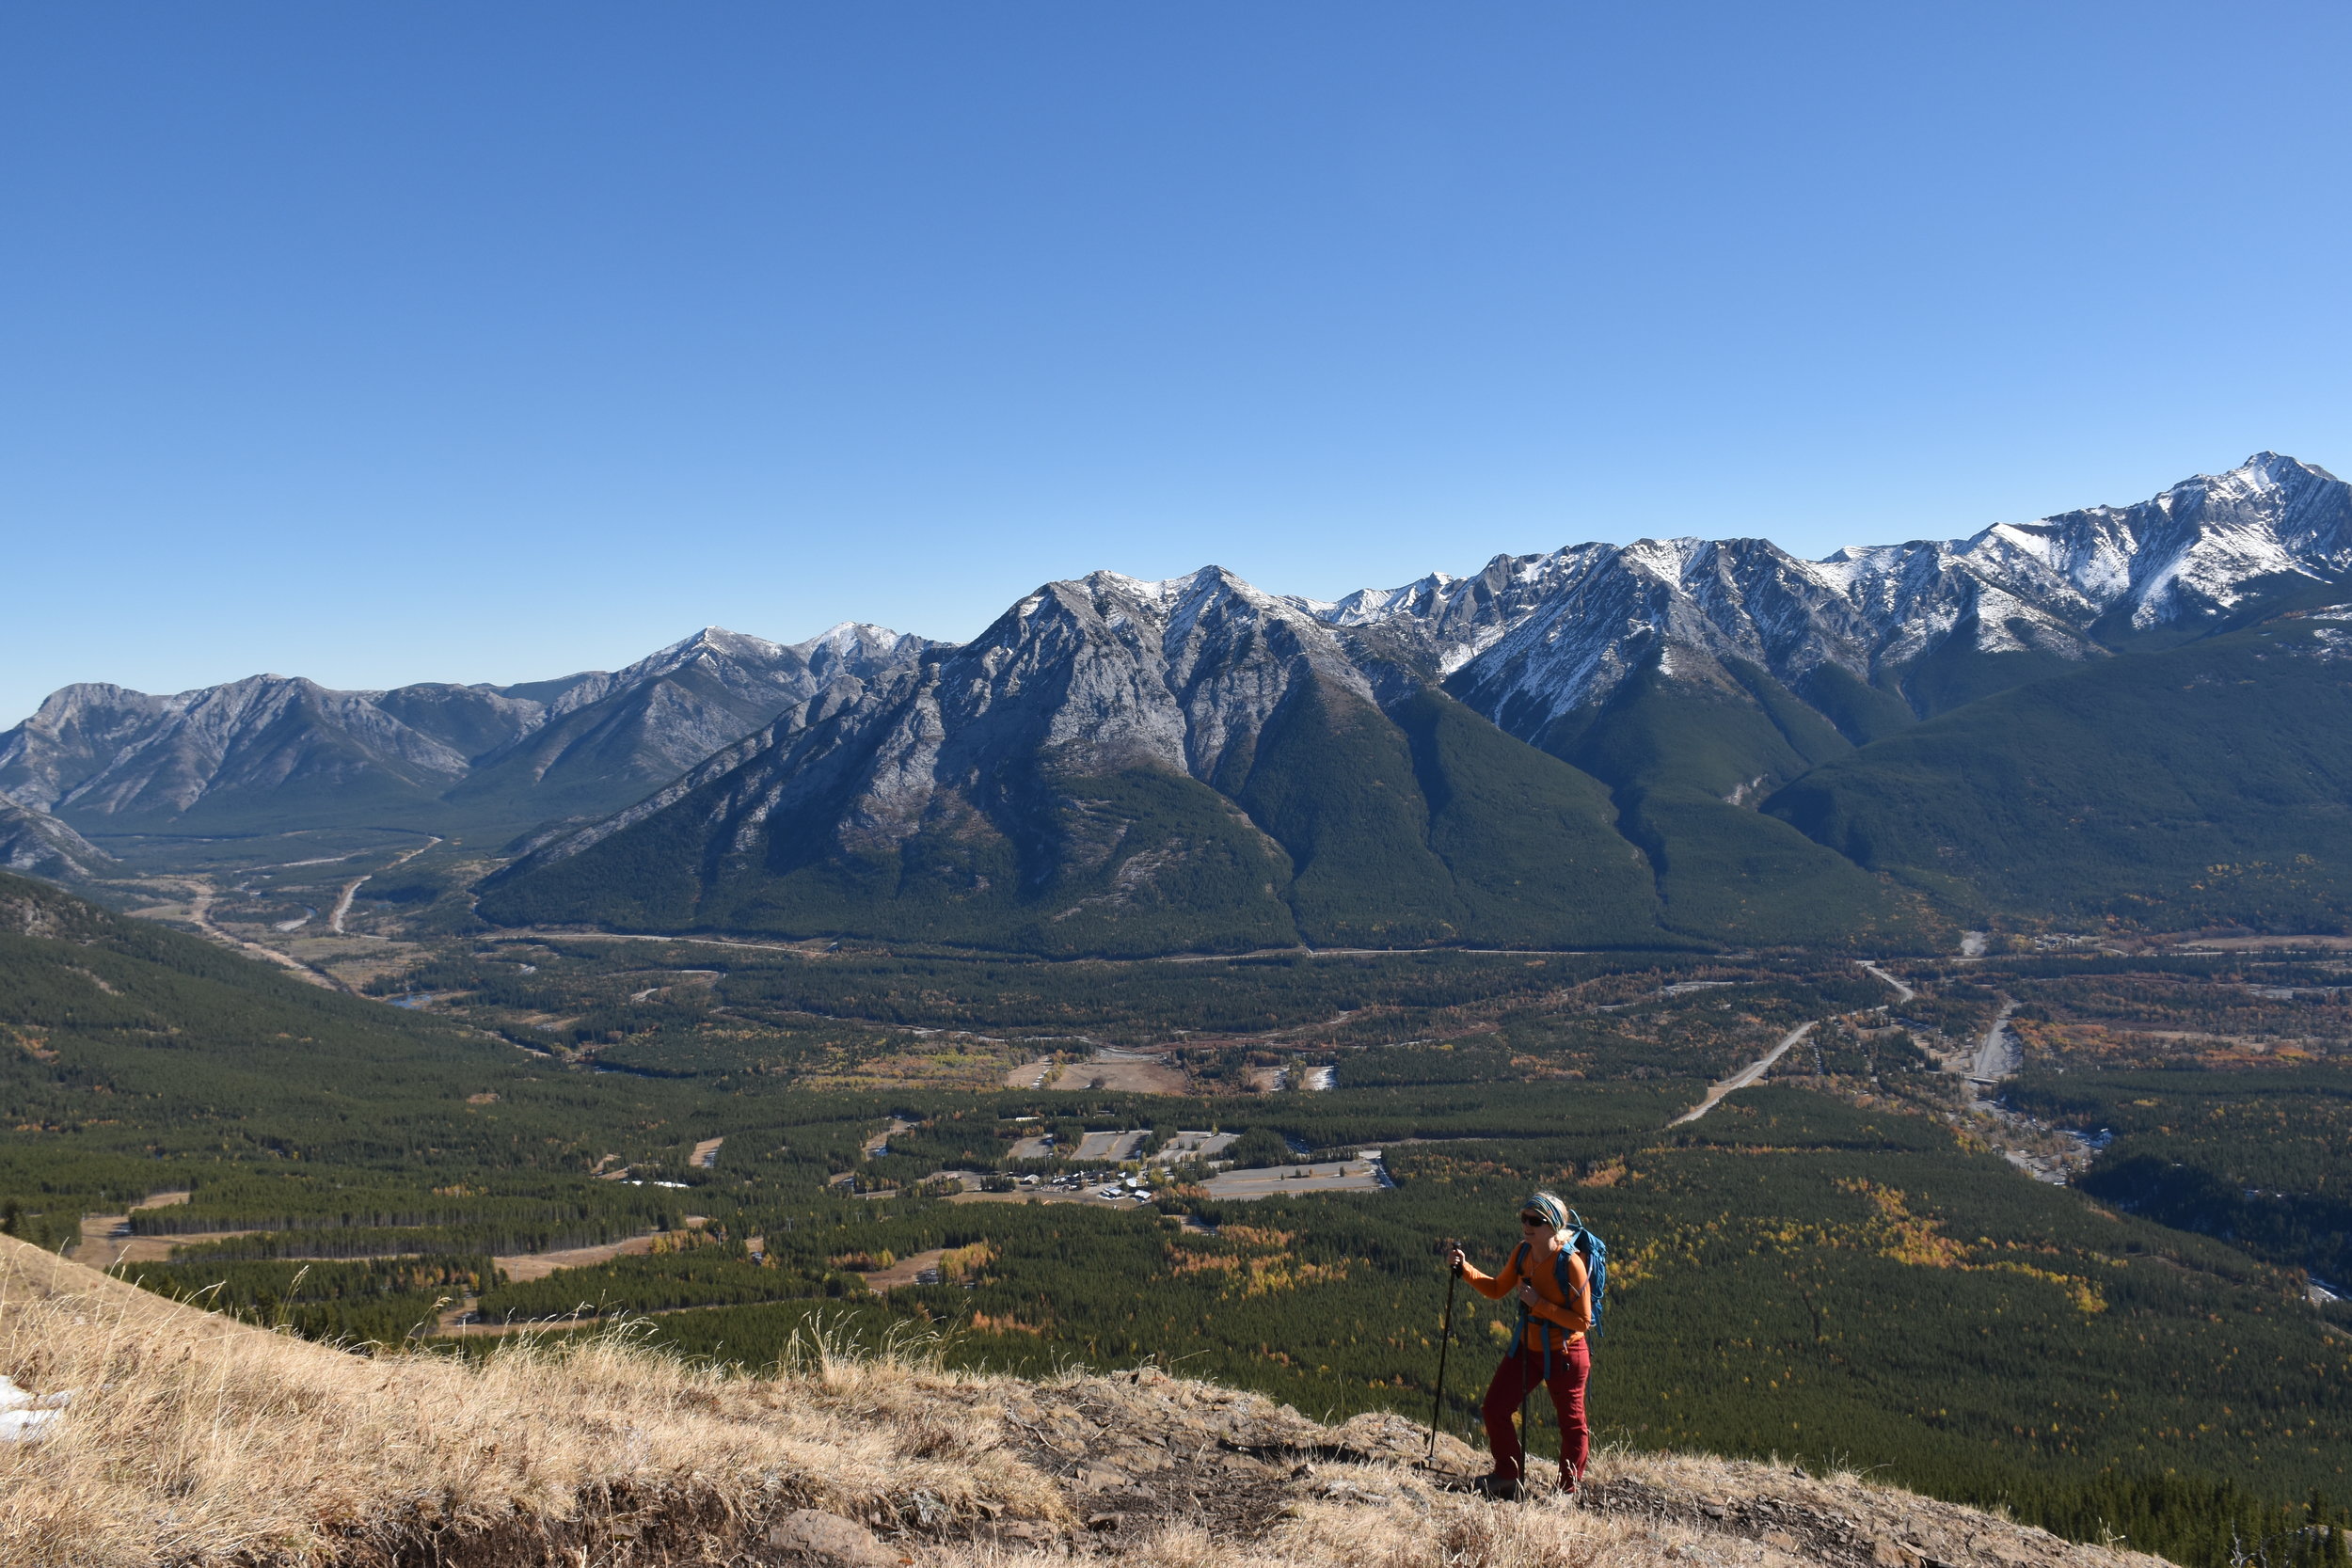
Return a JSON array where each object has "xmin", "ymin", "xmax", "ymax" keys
[
  {"xmin": 0, "ymin": 618, "xmax": 925, "ymax": 838},
  {"xmin": 1308, "ymin": 451, "xmax": 2352, "ymax": 741}
]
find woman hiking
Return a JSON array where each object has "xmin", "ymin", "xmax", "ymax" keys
[{"xmin": 1446, "ymin": 1191, "xmax": 1591, "ymax": 1498}]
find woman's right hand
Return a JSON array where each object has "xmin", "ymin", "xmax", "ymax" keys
[{"xmin": 1445, "ymin": 1245, "xmax": 1466, "ymax": 1274}]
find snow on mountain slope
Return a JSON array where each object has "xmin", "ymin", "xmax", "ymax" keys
[
  {"xmin": 512, "ymin": 566, "xmax": 1369, "ymax": 872},
  {"xmin": 5, "ymin": 453, "xmax": 2342, "ymax": 858},
  {"xmin": 1313, "ymin": 453, "xmax": 2349, "ymax": 742}
]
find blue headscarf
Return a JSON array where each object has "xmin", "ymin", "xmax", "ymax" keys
[{"xmin": 1520, "ymin": 1191, "xmax": 1568, "ymax": 1231}]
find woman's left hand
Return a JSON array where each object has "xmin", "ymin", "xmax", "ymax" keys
[{"xmin": 1516, "ymin": 1281, "xmax": 1541, "ymax": 1307}]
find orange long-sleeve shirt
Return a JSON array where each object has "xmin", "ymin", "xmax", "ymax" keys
[{"xmin": 1462, "ymin": 1237, "xmax": 1590, "ymax": 1339}]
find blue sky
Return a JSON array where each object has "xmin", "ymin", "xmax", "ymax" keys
[{"xmin": 5, "ymin": 2, "xmax": 2348, "ymax": 722}]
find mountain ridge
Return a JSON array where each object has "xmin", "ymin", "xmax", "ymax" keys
[
  {"xmin": 10, "ymin": 453, "xmax": 2349, "ymax": 949},
  {"xmin": 481, "ymin": 453, "xmax": 2349, "ymax": 951},
  {"xmin": 0, "ymin": 623, "xmax": 934, "ymax": 841}
]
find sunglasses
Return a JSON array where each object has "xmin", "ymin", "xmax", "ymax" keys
[{"xmin": 1519, "ymin": 1214, "xmax": 1550, "ymax": 1227}]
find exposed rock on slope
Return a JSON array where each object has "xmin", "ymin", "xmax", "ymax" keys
[
  {"xmin": 0, "ymin": 625, "xmax": 930, "ymax": 838},
  {"xmin": 487, "ymin": 455, "xmax": 2344, "ymax": 951},
  {"xmin": 0, "ymin": 800, "xmax": 112, "ymax": 879},
  {"xmin": 483, "ymin": 570, "xmax": 1681, "ymax": 951},
  {"xmin": 14, "ymin": 454, "xmax": 2347, "ymax": 943},
  {"xmin": 1313, "ymin": 452, "xmax": 2352, "ymax": 741},
  {"xmin": 0, "ymin": 1236, "xmax": 2171, "ymax": 1568}
]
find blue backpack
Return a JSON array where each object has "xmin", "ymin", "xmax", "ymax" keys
[
  {"xmin": 1568, "ymin": 1210, "xmax": 1608, "ymax": 1341},
  {"xmin": 1508, "ymin": 1211, "xmax": 1608, "ymax": 1362}
]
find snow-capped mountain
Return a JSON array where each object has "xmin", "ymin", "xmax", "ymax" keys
[
  {"xmin": 484, "ymin": 451, "xmax": 2352, "ymax": 952},
  {"xmin": 1308, "ymin": 452, "xmax": 2350, "ymax": 745},
  {"xmin": 509, "ymin": 567, "xmax": 1373, "ymax": 871},
  {"xmin": 0, "ymin": 624, "xmax": 931, "ymax": 836},
  {"xmin": 12, "ymin": 451, "xmax": 2349, "ymax": 945}
]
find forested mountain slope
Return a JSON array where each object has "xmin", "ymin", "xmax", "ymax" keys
[
  {"xmin": 477, "ymin": 570, "xmax": 1756, "ymax": 951},
  {"xmin": 13, "ymin": 455, "xmax": 2352, "ymax": 947},
  {"xmin": 1767, "ymin": 609, "xmax": 2352, "ymax": 927},
  {"xmin": 0, "ymin": 869, "xmax": 568, "ymax": 1227},
  {"xmin": 483, "ymin": 456, "xmax": 2352, "ymax": 950}
]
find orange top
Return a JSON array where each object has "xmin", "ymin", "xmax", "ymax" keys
[{"xmin": 1462, "ymin": 1236, "xmax": 1590, "ymax": 1339}]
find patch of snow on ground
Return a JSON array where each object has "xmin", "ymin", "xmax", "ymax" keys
[{"xmin": 0, "ymin": 1374, "xmax": 71, "ymax": 1441}]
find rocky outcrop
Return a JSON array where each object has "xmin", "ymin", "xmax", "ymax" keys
[
  {"xmin": 1304, "ymin": 452, "xmax": 2352, "ymax": 743},
  {"xmin": 0, "ymin": 800, "xmax": 113, "ymax": 880},
  {"xmin": 0, "ymin": 625, "xmax": 931, "ymax": 836}
]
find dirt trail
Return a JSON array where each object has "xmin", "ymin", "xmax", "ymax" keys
[
  {"xmin": 1668, "ymin": 1022, "xmax": 1817, "ymax": 1126},
  {"xmin": 184, "ymin": 886, "xmax": 343, "ymax": 989},
  {"xmin": 859, "ymin": 1248, "xmax": 946, "ymax": 1292},
  {"xmin": 69, "ymin": 1192, "xmax": 198, "ymax": 1269}
]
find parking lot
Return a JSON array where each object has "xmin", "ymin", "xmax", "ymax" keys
[{"xmin": 1199, "ymin": 1152, "xmax": 1391, "ymax": 1200}]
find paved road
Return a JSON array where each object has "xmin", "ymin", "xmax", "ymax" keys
[
  {"xmin": 330, "ymin": 834, "xmax": 441, "ymax": 934},
  {"xmin": 533, "ymin": 929, "xmax": 1597, "ymax": 965},
  {"xmin": 1860, "ymin": 962, "xmax": 1917, "ymax": 1004},
  {"xmin": 1668, "ymin": 1021, "xmax": 1819, "ymax": 1126}
]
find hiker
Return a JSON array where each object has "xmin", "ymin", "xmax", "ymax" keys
[{"xmin": 1445, "ymin": 1191, "xmax": 1591, "ymax": 1497}]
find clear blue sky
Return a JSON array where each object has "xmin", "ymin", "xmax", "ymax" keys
[{"xmin": 5, "ymin": 2, "xmax": 2349, "ymax": 723}]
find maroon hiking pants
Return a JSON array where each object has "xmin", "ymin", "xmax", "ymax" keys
[{"xmin": 1480, "ymin": 1335, "xmax": 1590, "ymax": 1484}]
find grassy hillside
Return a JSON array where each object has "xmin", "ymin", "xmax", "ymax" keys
[
  {"xmin": 6, "ymin": 1235, "xmax": 2208, "ymax": 1568},
  {"xmin": 1766, "ymin": 613, "xmax": 2352, "ymax": 929}
]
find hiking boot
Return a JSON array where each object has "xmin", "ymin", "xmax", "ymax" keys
[{"xmin": 1472, "ymin": 1475, "xmax": 1526, "ymax": 1502}]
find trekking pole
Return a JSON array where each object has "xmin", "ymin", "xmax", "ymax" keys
[
  {"xmin": 1426, "ymin": 1237, "xmax": 1458, "ymax": 1462},
  {"xmin": 1519, "ymin": 1368, "xmax": 1534, "ymax": 1505},
  {"xmin": 1520, "ymin": 1308, "xmax": 1546, "ymax": 1504}
]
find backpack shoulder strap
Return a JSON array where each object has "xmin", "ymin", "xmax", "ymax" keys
[{"xmin": 1557, "ymin": 1234, "xmax": 1592, "ymax": 1310}]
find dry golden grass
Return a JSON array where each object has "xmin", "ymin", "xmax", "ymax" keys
[
  {"xmin": 0, "ymin": 1236, "xmax": 2175, "ymax": 1568},
  {"xmin": 0, "ymin": 1236, "xmax": 1062, "ymax": 1565}
]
